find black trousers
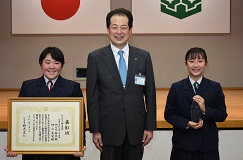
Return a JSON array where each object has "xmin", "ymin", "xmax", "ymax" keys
[{"xmin": 100, "ymin": 134, "xmax": 144, "ymax": 160}]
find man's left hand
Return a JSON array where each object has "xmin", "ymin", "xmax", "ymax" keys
[{"xmin": 142, "ymin": 130, "xmax": 153, "ymax": 147}]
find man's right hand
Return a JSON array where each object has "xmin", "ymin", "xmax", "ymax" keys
[{"xmin": 93, "ymin": 132, "xmax": 103, "ymax": 152}]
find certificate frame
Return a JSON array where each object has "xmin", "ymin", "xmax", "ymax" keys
[{"xmin": 7, "ymin": 97, "xmax": 84, "ymax": 155}]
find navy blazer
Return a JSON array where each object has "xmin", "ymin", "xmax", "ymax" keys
[
  {"xmin": 86, "ymin": 45, "xmax": 156, "ymax": 146},
  {"xmin": 164, "ymin": 77, "xmax": 227, "ymax": 152},
  {"xmin": 19, "ymin": 76, "xmax": 83, "ymax": 97},
  {"xmin": 19, "ymin": 76, "xmax": 85, "ymax": 160}
]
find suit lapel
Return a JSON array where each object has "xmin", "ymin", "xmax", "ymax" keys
[
  {"xmin": 102, "ymin": 45, "xmax": 124, "ymax": 89},
  {"xmin": 125, "ymin": 46, "xmax": 139, "ymax": 89},
  {"xmin": 35, "ymin": 76, "xmax": 64, "ymax": 97},
  {"xmin": 101, "ymin": 45, "xmax": 139, "ymax": 90},
  {"xmin": 184, "ymin": 77, "xmax": 195, "ymax": 101},
  {"xmin": 50, "ymin": 76, "xmax": 64, "ymax": 96},
  {"xmin": 196, "ymin": 77, "xmax": 208, "ymax": 98},
  {"xmin": 35, "ymin": 76, "xmax": 49, "ymax": 96},
  {"xmin": 184, "ymin": 77, "xmax": 209, "ymax": 101}
]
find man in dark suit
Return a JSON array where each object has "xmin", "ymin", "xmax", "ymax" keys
[
  {"xmin": 164, "ymin": 47, "xmax": 227, "ymax": 160},
  {"xmin": 86, "ymin": 8, "xmax": 156, "ymax": 160},
  {"xmin": 5, "ymin": 47, "xmax": 86, "ymax": 160}
]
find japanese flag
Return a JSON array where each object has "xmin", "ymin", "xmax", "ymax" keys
[{"xmin": 12, "ymin": 0, "xmax": 110, "ymax": 34}]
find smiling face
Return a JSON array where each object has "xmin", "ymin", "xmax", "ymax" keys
[
  {"xmin": 185, "ymin": 53, "xmax": 207, "ymax": 81},
  {"xmin": 107, "ymin": 15, "xmax": 132, "ymax": 49},
  {"xmin": 41, "ymin": 53, "xmax": 62, "ymax": 80}
]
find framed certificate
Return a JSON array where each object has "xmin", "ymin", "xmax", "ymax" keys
[{"xmin": 7, "ymin": 97, "xmax": 84, "ymax": 154}]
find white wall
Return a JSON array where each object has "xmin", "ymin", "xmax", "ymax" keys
[
  {"xmin": 1, "ymin": 130, "xmax": 243, "ymax": 160},
  {"xmin": 1, "ymin": 0, "xmax": 243, "ymax": 88}
]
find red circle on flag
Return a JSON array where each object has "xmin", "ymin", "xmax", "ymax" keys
[{"xmin": 41, "ymin": 0, "xmax": 80, "ymax": 20}]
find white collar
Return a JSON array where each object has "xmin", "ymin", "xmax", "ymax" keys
[
  {"xmin": 43, "ymin": 76, "xmax": 58, "ymax": 85},
  {"xmin": 110, "ymin": 43, "xmax": 129, "ymax": 56},
  {"xmin": 189, "ymin": 76, "xmax": 203, "ymax": 85}
]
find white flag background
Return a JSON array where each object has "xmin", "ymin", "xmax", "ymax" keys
[
  {"xmin": 132, "ymin": 0, "xmax": 230, "ymax": 34},
  {"xmin": 12, "ymin": 0, "xmax": 110, "ymax": 34}
]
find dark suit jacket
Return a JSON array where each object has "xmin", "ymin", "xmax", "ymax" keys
[
  {"xmin": 19, "ymin": 75, "xmax": 83, "ymax": 98},
  {"xmin": 86, "ymin": 45, "xmax": 156, "ymax": 146},
  {"xmin": 164, "ymin": 77, "xmax": 227, "ymax": 152},
  {"xmin": 19, "ymin": 75, "xmax": 84, "ymax": 160}
]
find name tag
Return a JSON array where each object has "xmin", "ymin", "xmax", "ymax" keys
[{"xmin": 135, "ymin": 74, "xmax": 146, "ymax": 86}]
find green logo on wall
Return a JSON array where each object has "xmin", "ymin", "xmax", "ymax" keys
[{"xmin": 161, "ymin": 0, "xmax": 202, "ymax": 19}]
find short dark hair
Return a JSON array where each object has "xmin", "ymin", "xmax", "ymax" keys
[
  {"xmin": 39, "ymin": 47, "xmax": 65, "ymax": 67},
  {"xmin": 185, "ymin": 47, "xmax": 208, "ymax": 63},
  {"xmin": 106, "ymin": 8, "xmax": 133, "ymax": 29}
]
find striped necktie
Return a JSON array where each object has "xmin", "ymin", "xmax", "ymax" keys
[
  {"xmin": 193, "ymin": 82, "xmax": 199, "ymax": 93},
  {"xmin": 47, "ymin": 81, "xmax": 53, "ymax": 92}
]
